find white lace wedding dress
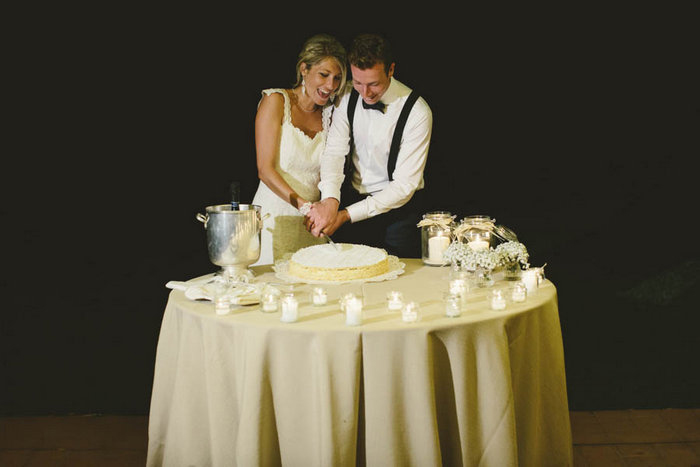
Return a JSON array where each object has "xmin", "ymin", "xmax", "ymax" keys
[{"xmin": 252, "ymin": 89, "xmax": 331, "ymax": 266}]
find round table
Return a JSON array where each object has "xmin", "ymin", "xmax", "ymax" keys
[{"xmin": 147, "ymin": 259, "xmax": 572, "ymax": 466}]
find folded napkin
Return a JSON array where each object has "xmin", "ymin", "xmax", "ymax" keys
[{"xmin": 166, "ymin": 277, "xmax": 262, "ymax": 305}]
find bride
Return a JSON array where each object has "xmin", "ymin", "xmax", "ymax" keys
[{"xmin": 251, "ymin": 34, "xmax": 347, "ymax": 265}]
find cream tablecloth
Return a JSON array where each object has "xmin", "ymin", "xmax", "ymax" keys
[{"xmin": 147, "ymin": 259, "xmax": 572, "ymax": 466}]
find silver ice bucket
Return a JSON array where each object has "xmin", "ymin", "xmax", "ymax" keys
[{"xmin": 196, "ymin": 204, "xmax": 264, "ymax": 281}]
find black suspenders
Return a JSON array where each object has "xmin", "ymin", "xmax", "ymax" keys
[{"xmin": 345, "ymin": 88, "xmax": 420, "ymax": 182}]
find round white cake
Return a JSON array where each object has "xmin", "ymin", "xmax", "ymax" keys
[{"xmin": 288, "ymin": 243, "xmax": 389, "ymax": 281}]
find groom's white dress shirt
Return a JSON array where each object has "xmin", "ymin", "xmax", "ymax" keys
[{"xmin": 318, "ymin": 77, "xmax": 433, "ymax": 222}]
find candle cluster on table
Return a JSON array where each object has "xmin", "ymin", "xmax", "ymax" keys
[
  {"xmin": 345, "ymin": 296, "xmax": 363, "ymax": 326},
  {"xmin": 280, "ymin": 293, "xmax": 299, "ymax": 323},
  {"xmin": 386, "ymin": 290, "xmax": 404, "ymax": 311},
  {"xmin": 402, "ymin": 301, "xmax": 420, "ymax": 323}
]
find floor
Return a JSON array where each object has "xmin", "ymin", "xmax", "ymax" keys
[{"xmin": 0, "ymin": 409, "xmax": 698, "ymax": 466}]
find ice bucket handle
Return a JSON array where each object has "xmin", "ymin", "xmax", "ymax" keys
[
  {"xmin": 196, "ymin": 213, "xmax": 208, "ymax": 228},
  {"xmin": 259, "ymin": 212, "xmax": 270, "ymax": 230}
]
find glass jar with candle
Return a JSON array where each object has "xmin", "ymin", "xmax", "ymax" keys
[
  {"xmin": 458, "ymin": 215, "xmax": 495, "ymax": 251},
  {"xmin": 521, "ymin": 266, "xmax": 545, "ymax": 295},
  {"xmin": 490, "ymin": 288, "xmax": 507, "ymax": 311},
  {"xmin": 345, "ymin": 296, "xmax": 363, "ymax": 326},
  {"xmin": 261, "ymin": 284, "xmax": 281, "ymax": 313},
  {"xmin": 280, "ymin": 292, "xmax": 299, "ymax": 323},
  {"xmin": 311, "ymin": 286, "xmax": 328, "ymax": 306},
  {"xmin": 420, "ymin": 211, "xmax": 454, "ymax": 266},
  {"xmin": 340, "ymin": 292, "xmax": 356, "ymax": 312},
  {"xmin": 402, "ymin": 301, "xmax": 420, "ymax": 323},
  {"xmin": 449, "ymin": 278, "xmax": 469, "ymax": 309},
  {"xmin": 386, "ymin": 291, "xmax": 404, "ymax": 312},
  {"xmin": 444, "ymin": 292, "xmax": 462, "ymax": 317},
  {"xmin": 511, "ymin": 281, "xmax": 527, "ymax": 303}
]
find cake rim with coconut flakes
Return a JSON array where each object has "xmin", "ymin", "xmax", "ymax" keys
[{"xmin": 288, "ymin": 243, "xmax": 390, "ymax": 281}]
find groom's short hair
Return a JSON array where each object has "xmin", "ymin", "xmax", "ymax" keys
[{"xmin": 348, "ymin": 33, "xmax": 394, "ymax": 75}]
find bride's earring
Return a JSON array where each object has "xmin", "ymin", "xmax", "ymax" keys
[{"xmin": 302, "ymin": 78, "xmax": 307, "ymax": 96}]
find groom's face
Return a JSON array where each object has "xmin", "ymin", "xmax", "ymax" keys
[{"xmin": 350, "ymin": 62, "xmax": 395, "ymax": 105}]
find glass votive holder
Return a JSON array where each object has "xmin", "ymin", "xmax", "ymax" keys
[
  {"xmin": 444, "ymin": 292, "xmax": 461, "ymax": 318},
  {"xmin": 448, "ymin": 262, "xmax": 470, "ymax": 281},
  {"xmin": 420, "ymin": 211, "xmax": 454, "ymax": 266},
  {"xmin": 209, "ymin": 276, "xmax": 233, "ymax": 315},
  {"xmin": 511, "ymin": 281, "xmax": 527, "ymax": 303},
  {"xmin": 449, "ymin": 278, "xmax": 468, "ymax": 295},
  {"xmin": 402, "ymin": 301, "xmax": 420, "ymax": 323},
  {"xmin": 345, "ymin": 296, "xmax": 363, "ymax": 326},
  {"xmin": 261, "ymin": 286, "xmax": 280, "ymax": 313},
  {"xmin": 490, "ymin": 288, "xmax": 507, "ymax": 311},
  {"xmin": 386, "ymin": 291, "xmax": 404, "ymax": 312},
  {"xmin": 280, "ymin": 293, "xmax": 299, "ymax": 323},
  {"xmin": 521, "ymin": 269, "xmax": 539, "ymax": 295},
  {"xmin": 340, "ymin": 292, "xmax": 356, "ymax": 312},
  {"xmin": 312, "ymin": 286, "xmax": 328, "ymax": 306},
  {"xmin": 214, "ymin": 296, "xmax": 230, "ymax": 315},
  {"xmin": 535, "ymin": 267, "xmax": 546, "ymax": 286}
]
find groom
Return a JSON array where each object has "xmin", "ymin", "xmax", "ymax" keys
[{"xmin": 304, "ymin": 33, "xmax": 433, "ymax": 258}]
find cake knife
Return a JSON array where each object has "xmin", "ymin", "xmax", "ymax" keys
[{"xmin": 321, "ymin": 231, "xmax": 340, "ymax": 250}]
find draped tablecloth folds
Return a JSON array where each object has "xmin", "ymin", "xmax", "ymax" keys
[{"xmin": 147, "ymin": 259, "xmax": 573, "ymax": 466}]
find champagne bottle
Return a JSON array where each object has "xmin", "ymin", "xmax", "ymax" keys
[{"xmin": 230, "ymin": 181, "xmax": 240, "ymax": 210}]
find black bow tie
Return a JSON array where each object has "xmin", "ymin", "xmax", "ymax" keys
[{"xmin": 362, "ymin": 100, "xmax": 385, "ymax": 112}]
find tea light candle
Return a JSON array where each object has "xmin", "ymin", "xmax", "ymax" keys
[
  {"xmin": 387, "ymin": 291, "xmax": 404, "ymax": 311},
  {"xmin": 444, "ymin": 293, "xmax": 461, "ymax": 318},
  {"xmin": 468, "ymin": 239, "xmax": 490, "ymax": 251},
  {"xmin": 428, "ymin": 234, "xmax": 450, "ymax": 264},
  {"xmin": 491, "ymin": 289, "xmax": 507, "ymax": 310},
  {"xmin": 402, "ymin": 301, "xmax": 419, "ymax": 323},
  {"xmin": 345, "ymin": 297, "xmax": 363, "ymax": 326},
  {"xmin": 512, "ymin": 282, "xmax": 527, "ymax": 302},
  {"xmin": 535, "ymin": 268, "xmax": 545, "ymax": 286},
  {"xmin": 522, "ymin": 269, "xmax": 539, "ymax": 295},
  {"xmin": 312, "ymin": 287, "xmax": 327, "ymax": 306},
  {"xmin": 449, "ymin": 279, "xmax": 467, "ymax": 296},
  {"xmin": 215, "ymin": 297, "xmax": 230, "ymax": 315},
  {"xmin": 280, "ymin": 295, "xmax": 299, "ymax": 323},
  {"xmin": 261, "ymin": 293, "xmax": 278, "ymax": 312},
  {"xmin": 340, "ymin": 293, "xmax": 356, "ymax": 312}
]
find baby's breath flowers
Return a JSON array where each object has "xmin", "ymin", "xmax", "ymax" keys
[
  {"xmin": 444, "ymin": 240, "xmax": 530, "ymax": 271},
  {"xmin": 495, "ymin": 241, "xmax": 530, "ymax": 269},
  {"xmin": 443, "ymin": 242, "xmax": 501, "ymax": 270}
]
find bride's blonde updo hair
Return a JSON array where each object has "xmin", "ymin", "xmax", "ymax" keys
[{"xmin": 294, "ymin": 34, "xmax": 347, "ymax": 105}]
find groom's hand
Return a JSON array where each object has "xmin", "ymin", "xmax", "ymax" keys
[
  {"xmin": 305, "ymin": 198, "xmax": 340, "ymax": 237},
  {"xmin": 319, "ymin": 209, "xmax": 350, "ymax": 237}
]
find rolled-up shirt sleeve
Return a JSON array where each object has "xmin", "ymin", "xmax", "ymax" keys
[
  {"xmin": 318, "ymin": 96, "xmax": 351, "ymax": 202},
  {"xmin": 346, "ymin": 99, "xmax": 432, "ymax": 222}
]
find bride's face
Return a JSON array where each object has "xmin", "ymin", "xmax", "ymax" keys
[{"xmin": 302, "ymin": 58, "xmax": 343, "ymax": 106}]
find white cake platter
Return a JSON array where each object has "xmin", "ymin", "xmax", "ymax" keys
[{"xmin": 273, "ymin": 255, "xmax": 406, "ymax": 284}]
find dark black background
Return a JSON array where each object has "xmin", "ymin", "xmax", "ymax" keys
[{"xmin": 2, "ymin": 10, "xmax": 698, "ymax": 415}]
